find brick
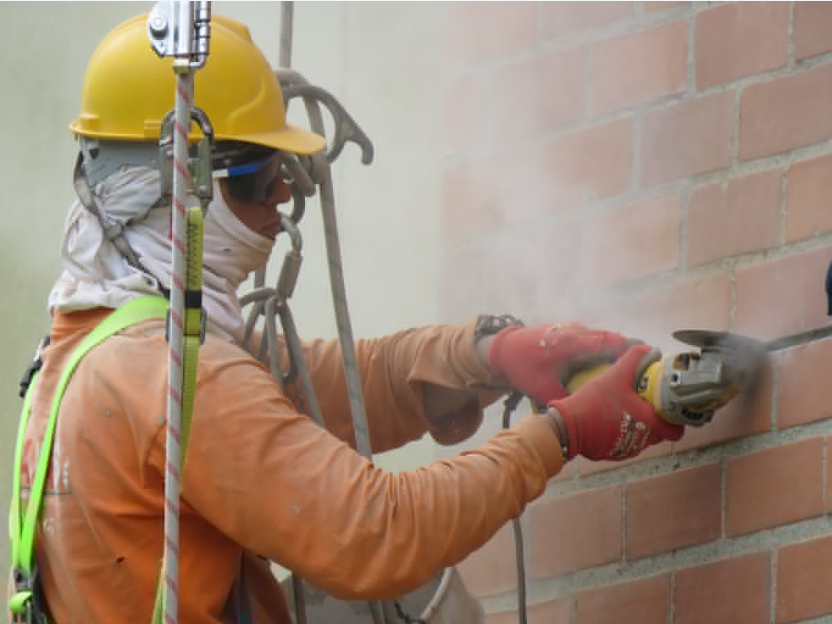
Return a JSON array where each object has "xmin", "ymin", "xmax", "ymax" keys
[
  {"xmin": 457, "ymin": 523, "xmax": 517, "ymax": 597},
  {"xmin": 444, "ymin": 72, "xmax": 489, "ymax": 156},
  {"xmin": 574, "ymin": 442, "xmax": 669, "ymax": 479},
  {"xmin": 585, "ymin": 273, "xmax": 732, "ymax": 350},
  {"xmin": 586, "ymin": 194, "xmax": 680, "ymax": 286},
  {"xmin": 540, "ymin": 2, "xmax": 634, "ymax": 39},
  {"xmin": 576, "ymin": 574, "xmax": 669, "ymax": 624},
  {"xmin": 726, "ymin": 437, "xmax": 824, "ymax": 536},
  {"xmin": 734, "ymin": 246, "xmax": 832, "ymax": 340},
  {"xmin": 740, "ymin": 62, "xmax": 832, "ymax": 161},
  {"xmin": 641, "ymin": 91, "xmax": 734, "ymax": 188},
  {"xmin": 493, "ymin": 47, "xmax": 586, "ymax": 143},
  {"xmin": 685, "ymin": 169, "xmax": 782, "ymax": 268},
  {"xmin": 539, "ymin": 116, "xmax": 633, "ymax": 209},
  {"xmin": 695, "ymin": 2, "xmax": 788, "ymax": 90},
  {"xmin": 785, "ymin": 152, "xmax": 832, "ymax": 242},
  {"xmin": 482, "ymin": 217, "xmax": 584, "ymax": 316},
  {"xmin": 529, "ymin": 485, "xmax": 622, "ymax": 578},
  {"xmin": 592, "ymin": 20, "xmax": 687, "ymax": 115},
  {"xmin": 776, "ymin": 339, "xmax": 832, "ymax": 429},
  {"xmin": 626, "ymin": 463, "xmax": 721, "ymax": 558},
  {"xmin": 485, "ymin": 611, "xmax": 518, "ymax": 624},
  {"xmin": 441, "ymin": 149, "xmax": 537, "ymax": 243},
  {"xmin": 446, "ymin": 2, "xmax": 537, "ymax": 65},
  {"xmin": 529, "ymin": 599, "xmax": 571, "ymax": 624},
  {"xmin": 675, "ymin": 553, "xmax": 769, "ymax": 624},
  {"xmin": 777, "ymin": 535, "xmax": 832, "ymax": 622},
  {"xmin": 794, "ymin": 1, "xmax": 832, "ymax": 60},
  {"xmin": 827, "ymin": 436, "xmax": 832, "ymax": 514},
  {"xmin": 487, "ymin": 601, "xmax": 572, "ymax": 624},
  {"xmin": 674, "ymin": 353, "xmax": 773, "ymax": 452}
]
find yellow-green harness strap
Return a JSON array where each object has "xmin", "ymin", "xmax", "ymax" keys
[
  {"xmin": 8, "ymin": 208, "xmax": 205, "ymax": 624},
  {"xmin": 8, "ymin": 295, "xmax": 169, "ymax": 622},
  {"xmin": 152, "ymin": 206, "xmax": 205, "ymax": 624}
]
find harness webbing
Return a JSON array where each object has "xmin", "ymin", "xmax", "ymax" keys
[{"xmin": 8, "ymin": 296, "xmax": 169, "ymax": 622}]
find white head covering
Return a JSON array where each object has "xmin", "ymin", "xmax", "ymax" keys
[{"xmin": 48, "ymin": 166, "xmax": 273, "ymax": 343}]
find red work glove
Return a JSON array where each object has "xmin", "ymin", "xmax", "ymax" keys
[
  {"xmin": 549, "ymin": 345, "xmax": 684, "ymax": 461},
  {"xmin": 488, "ymin": 322, "xmax": 630, "ymax": 404}
]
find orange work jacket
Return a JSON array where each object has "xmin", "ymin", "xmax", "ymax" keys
[{"xmin": 17, "ymin": 308, "xmax": 564, "ymax": 624}]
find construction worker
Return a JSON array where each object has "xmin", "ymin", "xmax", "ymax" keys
[{"xmin": 8, "ymin": 13, "xmax": 684, "ymax": 624}]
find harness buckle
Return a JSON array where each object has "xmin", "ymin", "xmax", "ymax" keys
[{"xmin": 8, "ymin": 567, "xmax": 41, "ymax": 624}]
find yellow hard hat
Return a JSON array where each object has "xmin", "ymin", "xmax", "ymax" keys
[{"xmin": 70, "ymin": 14, "xmax": 325, "ymax": 155}]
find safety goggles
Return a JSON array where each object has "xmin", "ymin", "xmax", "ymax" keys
[{"xmin": 213, "ymin": 151, "xmax": 284, "ymax": 204}]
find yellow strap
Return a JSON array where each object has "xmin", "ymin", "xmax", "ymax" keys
[{"xmin": 152, "ymin": 206, "xmax": 204, "ymax": 624}]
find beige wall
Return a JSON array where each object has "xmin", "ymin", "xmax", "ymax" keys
[{"xmin": 0, "ymin": 1, "xmax": 443, "ymax": 575}]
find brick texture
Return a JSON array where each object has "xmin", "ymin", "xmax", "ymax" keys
[
  {"xmin": 740, "ymin": 61, "xmax": 832, "ymax": 161},
  {"xmin": 626, "ymin": 463, "xmax": 721, "ymax": 559},
  {"xmin": 446, "ymin": 2, "xmax": 537, "ymax": 65},
  {"xmin": 529, "ymin": 485, "xmax": 622, "ymax": 578},
  {"xmin": 734, "ymin": 246, "xmax": 832, "ymax": 340},
  {"xmin": 576, "ymin": 575, "xmax": 669, "ymax": 624},
  {"xmin": 777, "ymin": 535, "xmax": 832, "ymax": 623},
  {"xmin": 685, "ymin": 169, "xmax": 782, "ymax": 268},
  {"xmin": 457, "ymin": 523, "xmax": 517, "ymax": 597},
  {"xmin": 442, "ymin": 148, "xmax": 539, "ymax": 243},
  {"xmin": 493, "ymin": 47, "xmax": 586, "ymax": 143},
  {"xmin": 828, "ymin": 435, "xmax": 832, "ymax": 515},
  {"xmin": 529, "ymin": 599, "xmax": 572, "ymax": 624},
  {"xmin": 586, "ymin": 194, "xmax": 680, "ymax": 287},
  {"xmin": 484, "ymin": 600, "xmax": 572, "ymax": 624},
  {"xmin": 725, "ymin": 437, "xmax": 824, "ymax": 536},
  {"xmin": 585, "ymin": 273, "xmax": 732, "ymax": 349},
  {"xmin": 785, "ymin": 152, "xmax": 832, "ymax": 242},
  {"xmin": 776, "ymin": 339, "xmax": 832, "ymax": 429},
  {"xmin": 675, "ymin": 553, "xmax": 769, "ymax": 624},
  {"xmin": 695, "ymin": 2, "xmax": 788, "ymax": 89},
  {"xmin": 539, "ymin": 117, "xmax": 633, "ymax": 209},
  {"xmin": 794, "ymin": 1, "xmax": 832, "ymax": 60},
  {"xmin": 540, "ymin": 2, "xmax": 634, "ymax": 39},
  {"xmin": 592, "ymin": 20, "xmax": 687, "ymax": 115},
  {"xmin": 641, "ymin": 91, "xmax": 734, "ymax": 188}
]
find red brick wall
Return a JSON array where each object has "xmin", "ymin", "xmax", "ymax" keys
[{"xmin": 440, "ymin": 2, "xmax": 832, "ymax": 622}]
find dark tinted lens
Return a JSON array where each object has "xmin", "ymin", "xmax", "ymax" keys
[{"xmin": 224, "ymin": 154, "xmax": 282, "ymax": 203}]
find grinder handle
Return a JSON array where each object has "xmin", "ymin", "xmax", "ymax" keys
[{"xmin": 564, "ymin": 351, "xmax": 666, "ymax": 419}]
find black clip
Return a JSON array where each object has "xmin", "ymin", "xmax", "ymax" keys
[{"xmin": 18, "ymin": 336, "xmax": 50, "ymax": 399}]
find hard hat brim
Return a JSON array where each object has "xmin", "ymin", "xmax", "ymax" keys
[{"xmin": 227, "ymin": 123, "xmax": 326, "ymax": 156}]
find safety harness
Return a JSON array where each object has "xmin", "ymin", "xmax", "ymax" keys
[
  {"xmin": 8, "ymin": 204, "xmax": 205, "ymax": 624},
  {"xmin": 8, "ymin": 296, "xmax": 168, "ymax": 622}
]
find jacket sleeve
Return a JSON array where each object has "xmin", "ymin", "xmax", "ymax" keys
[
  {"xmin": 281, "ymin": 318, "xmax": 506, "ymax": 452},
  {"xmin": 155, "ymin": 337, "xmax": 565, "ymax": 601}
]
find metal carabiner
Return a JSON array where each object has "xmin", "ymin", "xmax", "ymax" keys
[{"xmin": 158, "ymin": 107, "xmax": 215, "ymax": 206}]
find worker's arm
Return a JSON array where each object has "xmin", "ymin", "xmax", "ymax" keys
[
  {"xmin": 287, "ymin": 317, "xmax": 634, "ymax": 451},
  {"xmin": 160, "ymin": 337, "xmax": 673, "ymax": 601}
]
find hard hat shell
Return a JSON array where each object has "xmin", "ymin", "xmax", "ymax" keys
[{"xmin": 70, "ymin": 14, "xmax": 325, "ymax": 155}]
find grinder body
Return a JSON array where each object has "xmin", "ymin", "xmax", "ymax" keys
[{"xmin": 565, "ymin": 331, "xmax": 764, "ymax": 427}]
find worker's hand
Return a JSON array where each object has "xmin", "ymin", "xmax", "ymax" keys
[
  {"xmin": 548, "ymin": 345, "xmax": 684, "ymax": 461},
  {"xmin": 487, "ymin": 322, "xmax": 630, "ymax": 403}
]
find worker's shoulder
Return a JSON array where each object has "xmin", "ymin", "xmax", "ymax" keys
[{"xmin": 105, "ymin": 317, "xmax": 264, "ymax": 365}]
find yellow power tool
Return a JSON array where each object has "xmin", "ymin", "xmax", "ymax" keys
[{"xmin": 566, "ymin": 330, "xmax": 767, "ymax": 427}]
